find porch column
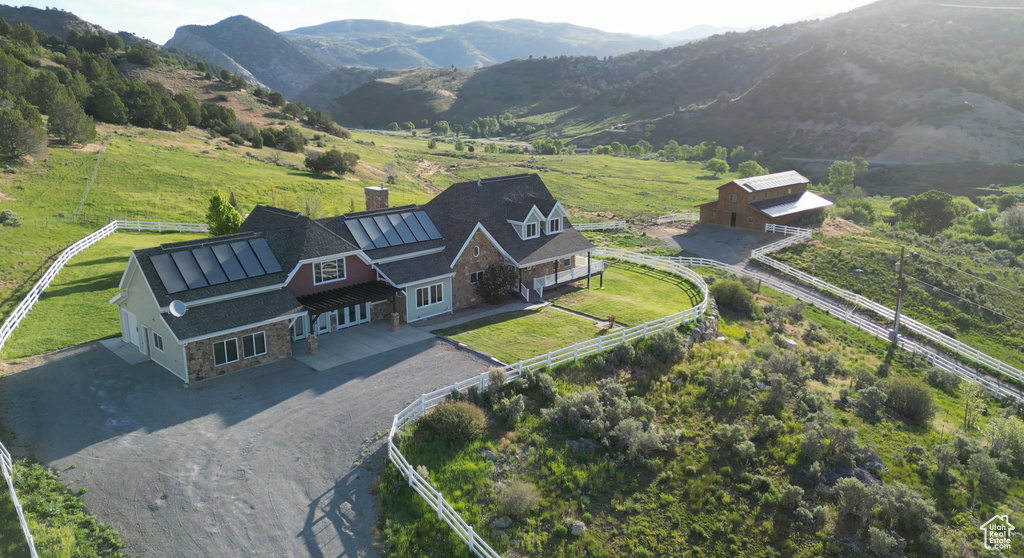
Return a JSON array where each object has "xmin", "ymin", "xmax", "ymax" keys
[{"xmin": 587, "ymin": 251, "xmax": 592, "ymax": 289}]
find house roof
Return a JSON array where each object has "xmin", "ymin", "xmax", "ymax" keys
[
  {"xmin": 749, "ymin": 191, "xmax": 833, "ymax": 218},
  {"xmin": 375, "ymin": 252, "xmax": 454, "ymax": 286},
  {"xmin": 165, "ymin": 289, "xmax": 305, "ymax": 342},
  {"xmin": 424, "ymin": 173, "xmax": 594, "ymax": 267},
  {"xmin": 728, "ymin": 170, "xmax": 809, "ymax": 192}
]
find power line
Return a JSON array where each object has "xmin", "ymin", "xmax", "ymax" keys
[{"xmin": 911, "ymin": 250, "xmax": 1020, "ymax": 298}]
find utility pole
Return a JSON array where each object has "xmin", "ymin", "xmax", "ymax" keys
[{"xmin": 891, "ymin": 246, "xmax": 905, "ymax": 345}]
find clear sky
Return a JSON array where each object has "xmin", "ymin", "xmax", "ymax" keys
[{"xmin": 23, "ymin": 0, "xmax": 877, "ymax": 43}]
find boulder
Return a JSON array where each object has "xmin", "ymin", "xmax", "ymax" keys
[{"xmin": 571, "ymin": 521, "xmax": 586, "ymax": 537}]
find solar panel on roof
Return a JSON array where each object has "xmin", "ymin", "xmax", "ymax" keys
[
  {"xmin": 190, "ymin": 246, "xmax": 228, "ymax": 285},
  {"xmin": 359, "ymin": 217, "xmax": 390, "ymax": 249},
  {"xmin": 345, "ymin": 220, "xmax": 375, "ymax": 250},
  {"xmin": 248, "ymin": 238, "xmax": 282, "ymax": 274},
  {"xmin": 171, "ymin": 250, "xmax": 209, "ymax": 289},
  {"xmin": 373, "ymin": 215, "xmax": 403, "ymax": 246},
  {"xmin": 414, "ymin": 211, "xmax": 442, "ymax": 239},
  {"xmin": 211, "ymin": 244, "xmax": 247, "ymax": 281},
  {"xmin": 231, "ymin": 240, "xmax": 266, "ymax": 278},
  {"xmin": 151, "ymin": 253, "xmax": 188, "ymax": 294},
  {"xmin": 388, "ymin": 213, "xmax": 417, "ymax": 244},
  {"xmin": 402, "ymin": 212, "xmax": 429, "ymax": 241}
]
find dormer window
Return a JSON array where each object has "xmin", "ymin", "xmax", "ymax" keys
[
  {"xmin": 547, "ymin": 217, "xmax": 561, "ymax": 234},
  {"xmin": 525, "ymin": 222, "xmax": 539, "ymax": 239}
]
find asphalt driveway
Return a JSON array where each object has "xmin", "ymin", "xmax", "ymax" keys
[{"xmin": 0, "ymin": 338, "xmax": 492, "ymax": 558}]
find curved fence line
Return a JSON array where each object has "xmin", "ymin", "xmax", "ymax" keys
[{"xmin": 388, "ymin": 252, "xmax": 709, "ymax": 557}]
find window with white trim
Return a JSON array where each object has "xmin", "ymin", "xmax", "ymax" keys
[
  {"xmin": 313, "ymin": 258, "xmax": 346, "ymax": 285},
  {"xmin": 469, "ymin": 271, "xmax": 484, "ymax": 284},
  {"xmin": 524, "ymin": 222, "xmax": 539, "ymax": 239},
  {"xmin": 729, "ymin": 193, "xmax": 737, "ymax": 203},
  {"xmin": 242, "ymin": 331, "xmax": 267, "ymax": 359},
  {"xmin": 472, "ymin": 246, "xmax": 480, "ymax": 258},
  {"xmin": 152, "ymin": 332, "xmax": 164, "ymax": 353},
  {"xmin": 547, "ymin": 217, "xmax": 561, "ymax": 234},
  {"xmin": 213, "ymin": 338, "xmax": 239, "ymax": 366},
  {"xmin": 416, "ymin": 283, "xmax": 444, "ymax": 308}
]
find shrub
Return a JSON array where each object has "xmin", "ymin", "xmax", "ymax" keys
[
  {"xmin": 610, "ymin": 418, "xmax": 675, "ymax": 464},
  {"xmin": 869, "ymin": 527, "xmax": 906, "ymax": 558},
  {"xmin": 924, "ymin": 366, "xmax": 960, "ymax": 394},
  {"xmin": 0, "ymin": 208, "xmax": 23, "ymax": 227},
  {"xmin": 752, "ymin": 414, "xmax": 785, "ymax": 442},
  {"xmin": 859, "ymin": 385, "xmax": 887, "ymax": 417},
  {"xmin": 710, "ymin": 279, "xmax": 755, "ymax": 318},
  {"xmin": 642, "ymin": 329, "xmax": 685, "ymax": 367},
  {"xmin": 423, "ymin": 401, "xmax": 487, "ymax": 443},
  {"xmin": 763, "ymin": 353, "xmax": 804, "ymax": 380},
  {"xmin": 885, "ymin": 377, "xmax": 935, "ymax": 426},
  {"xmin": 494, "ymin": 393, "xmax": 525, "ymax": 428},
  {"xmin": 475, "ymin": 264, "xmax": 518, "ymax": 304},
  {"xmin": 780, "ymin": 484, "xmax": 804, "ymax": 509},
  {"xmin": 493, "ymin": 479, "xmax": 540, "ymax": 518},
  {"xmin": 606, "ymin": 342, "xmax": 636, "ymax": 369}
]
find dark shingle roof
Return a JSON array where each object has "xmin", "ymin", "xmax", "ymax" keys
[
  {"xmin": 375, "ymin": 252, "xmax": 454, "ymax": 286},
  {"xmin": 730, "ymin": 171, "xmax": 809, "ymax": 192},
  {"xmin": 165, "ymin": 289, "xmax": 304, "ymax": 342},
  {"xmin": 423, "ymin": 173, "xmax": 594, "ymax": 267}
]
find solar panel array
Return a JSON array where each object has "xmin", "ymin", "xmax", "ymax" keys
[
  {"xmin": 345, "ymin": 210, "xmax": 442, "ymax": 250},
  {"xmin": 151, "ymin": 237, "xmax": 283, "ymax": 294}
]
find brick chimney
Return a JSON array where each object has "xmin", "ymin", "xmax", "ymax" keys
[{"xmin": 364, "ymin": 184, "xmax": 389, "ymax": 211}]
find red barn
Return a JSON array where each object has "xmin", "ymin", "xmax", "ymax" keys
[{"xmin": 697, "ymin": 171, "xmax": 832, "ymax": 230}]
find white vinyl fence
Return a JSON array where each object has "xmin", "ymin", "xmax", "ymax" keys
[
  {"xmin": 1, "ymin": 427, "xmax": 39, "ymax": 558},
  {"xmin": 113, "ymin": 220, "xmax": 209, "ymax": 233},
  {"xmin": 388, "ymin": 252, "xmax": 709, "ymax": 557},
  {"xmin": 573, "ymin": 220, "xmax": 627, "ymax": 231},
  {"xmin": 752, "ymin": 224, "xmax": 1024, "ymax": 387},
  {"xmin": 655, "ymin": 211, "xmax": 699, "ymax": 225}
]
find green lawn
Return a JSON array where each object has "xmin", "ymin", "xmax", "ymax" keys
[
  {"xmin": 547, "ymin": 260, "xmax": 703, "ymax": 326},
  {"xmin": 2, "ymin": 231, "xmax": 202, "ymax": 359},
  {"xmin": 432, "ymin": 307, "xmax": 605, "ymax": 364}
]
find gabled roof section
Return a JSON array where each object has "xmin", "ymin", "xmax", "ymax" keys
[
  {"xmin": 728, "ymin": 170, "xmax": 809, "ymax": 192},
  {"xmin": 318, "ymin": 207, "xmax": 448, "ymax": 262},
  {"xmin": 424, "ymin": 173, "xmax": 594, "ymax": 267},
  {"xmin": 240, "ymin": 205, "xmax": 359, "ymax": 262},
  {"xmin": 165, "ymin": 289, "xmax": 305, "ymax": 343}
]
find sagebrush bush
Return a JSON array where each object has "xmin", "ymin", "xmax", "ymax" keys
[
  {"xmin": 884, "ymin": 377, "xmax": 935, "ymax": 426},
  {"xmin": 494, "ymin": 393, "xmax": 525, "ymax": 427},
  {"xmin": 424, "ymin": 401, "xmax": 487, "ymax": 443},
  {"xmin": 493, "ymin": 479, "xmax": 540, "ymax": 518},
  {"xmin": 710, "ymin": 279, "xmax": 755, "ymax": 318},
  {"xmin": 924, "ymin": 366, "xmax": 960, "ymax": 394}
]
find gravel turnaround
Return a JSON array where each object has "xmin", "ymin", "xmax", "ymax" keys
[{"xmin": 1, "ymin": 338, "xmax": 492, "ymax": 558}]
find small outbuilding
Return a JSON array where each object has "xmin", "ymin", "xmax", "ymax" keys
[{"xmin": 697, "ymin": 171, "xmax": 832, "ymax": 230}]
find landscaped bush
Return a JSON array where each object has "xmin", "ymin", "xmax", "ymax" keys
[
  {"xmin": 423, "ymin": 401, "xmax": 487, "ymax": 443},
  {"xmin": 475, "ymin": 264, "xmax": 518, "ymax": 304},
  {"xmin": 884, "ymin": 377, "xmax": 935, "ymax": 426},
  {"xmin": 710, "ymin": 279, "xmax": 756, "ymax": 318},
  {"xmin": 493, "ymin": 479, "xmax": 541, "ymax": 518}
]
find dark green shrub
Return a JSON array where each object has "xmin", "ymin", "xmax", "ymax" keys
[
  {"xmin": 494, "ymin": 393, "xmax": 525, "ymax": 427},
  {"xmin": 885, "ymin": 377, "xmax": 935, "ymax": 426},
  {"xmin": 475, "ymin": 264, "xmax": 517, "ymax": 304},
  {"xmin": 423, "ymin": 401, "xmax": 487, "ymax": 443},
  {"xmin": 0, "ymin": 209, "xmax": 23, "ymax": 227},
  {"xmin": 710, "ymin": 279, "xmax": 755, "ymax": 318}
]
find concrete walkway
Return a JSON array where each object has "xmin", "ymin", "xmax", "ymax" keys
[{"xmin": 291, "ymin": 320, "xmax": 435, "ymax": 371}]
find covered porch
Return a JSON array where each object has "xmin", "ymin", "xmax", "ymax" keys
[
  {"xmin": 529, "ymin": 258, "xmax": 607, "ymax": 300},
  {"xmin": 292, "ymin": 281, "xmax": 402, "ymax": 340}
]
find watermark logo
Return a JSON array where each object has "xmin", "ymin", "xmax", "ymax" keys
[{"xmin": 981, "ymin": 515, "xmax": 1015, "ymax": 550}]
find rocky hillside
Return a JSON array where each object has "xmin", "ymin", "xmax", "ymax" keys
[
  {"xmin": 165, "ymin": 15, "xmax": 332, "ymax": 98},
  {"xmin": 282, "ymin": 18, "xmax": 664, "ymax": 70},
  {"xmin": 328, "ymin": 0, "xmax": 1024, "ymax": 165}
]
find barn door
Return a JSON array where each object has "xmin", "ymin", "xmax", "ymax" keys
[{"xmin": 730, "ymin": 212, "xmax": 737, "ymax": 227}]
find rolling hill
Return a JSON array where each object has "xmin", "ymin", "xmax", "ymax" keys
[{"xmin": 326, "ymin": 0, "xmax": 1024, "ymax": 165}]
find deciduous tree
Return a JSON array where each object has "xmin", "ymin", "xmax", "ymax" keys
[{"xmin": 702, "ymin": 157, "xmax": 728, "ymax": 178}]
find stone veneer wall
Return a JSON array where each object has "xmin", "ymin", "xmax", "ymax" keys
[
  {"xmin": 370, "ymin": 292, "xmax": 407, "ymax": 322},
  {"xmin": 519, "ymin": 255, "xmax": 579, "ymax": 284},
  {"xmin": 185, "ymin": 321, "xmax": 292, "ymax": 383},
  {"xmin": 451, "ymin": 229, "xmax": 507, "ymax": 311}
]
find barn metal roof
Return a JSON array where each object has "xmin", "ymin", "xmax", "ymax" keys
[
  {"xmin": 749, "ymin": 191, "xmax": 833, "ymax": 218},
  {"xmin": 731, "ymin": 170, "xmax": 809, "ymax": 192}
]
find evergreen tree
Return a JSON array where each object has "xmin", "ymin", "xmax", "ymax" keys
[
  {"xmin": 87, "ymin": 87, "xmax": 128, "ymax": 124},
  {"xmin": 0, "ymin": 17, "xmax": 12, "ymax": 37},
  {"xmin": 47, "ymin": 90, "xmax": 96, "ymax": 144},
  {"xmin": 0, "ymin": 107, "xmax": 46, "ymax": 160},
  {"xmin": 205, "ymin": 190, "xmax": 242, "ymax": 236}
]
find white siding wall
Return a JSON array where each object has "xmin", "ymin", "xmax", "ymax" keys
[{"xmin": 117, "ymin": 260, "xmax": 188, "ymax": 381}]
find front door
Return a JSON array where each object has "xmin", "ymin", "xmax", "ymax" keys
[
  {"xmin": 122, "ymin": 309, "xmax": 139, "ymax": 347},
  {"xmin": 140, "ymin": 326, "xmax": 150, "ymax": 355},
  {"xmin": 730, "ymin": 212, "xmax": 737, "ymax": 227},
  {"xmin": 340, "ymin": 303, "xmax": 369, "ymax": 329}
]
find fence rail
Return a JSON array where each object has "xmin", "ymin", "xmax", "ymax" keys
[
  {"xmin": 573, "ymin": 221, "xmax": 627, "ymax": 231},
  {"xmin": 389, "ymin": 252, "xmax": 708, "ymax": 557},
  {"xmin": 113, "ymin": 220, "xmax": 209, "ymax": 233},
  {"xmin": 2, "ymin": 441, "xmax": 39, "ymax": 558},
  {"xmin": 655, "ymin": 211, "xmax": 699, "ymax": 225},
  {"xmin": 532, "ymin": 260, "xmax": 606, "ymax": 298}
]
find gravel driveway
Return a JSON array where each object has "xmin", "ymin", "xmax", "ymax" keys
[{"xmin": 0, "ymin": 338, "xmax": 491, "ymax": 558}]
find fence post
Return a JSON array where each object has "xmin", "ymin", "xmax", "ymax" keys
[
  {"xmin": 437, "ymin": 491, "xmax": 444, "ymax": 519},
  {"xmin": 468, "ymin": 526, "xmax": 475, "ymax": 552}
]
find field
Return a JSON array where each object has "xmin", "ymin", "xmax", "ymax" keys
[{"xmin": 381, "ymin": 284, "xmax": 1024, "ymax": 558}]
